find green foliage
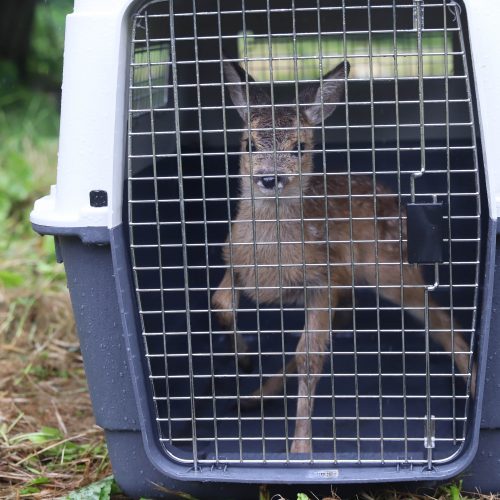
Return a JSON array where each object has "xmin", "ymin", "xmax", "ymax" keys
[
  {"xmin": 0, "ymin": 83, "xmax": 60, "ymax": 228},
  {"xmin": 14, "ymin": 426, "xmax": 62, "ymax": 444},
  {"xmin": 0, "ymin": 270, "xmax": 25, "ymax": 288},
  {"xmin": 0, "ymin": 149, "xmax": 32, "ymax": 209},
  {"xmin": 439, "ymin": 481, "xmax": 473, "ymax": 500},
  {"xmin": 65, "ymin": 476, "xmax": 121, "ymax": 500},
  {"xmin": 12, "ymin": 426, "xmax": 108, "ymax": 469},
  {"xmin": 19, "ymin": 476, "xmax": 51, "ymax": 495},
  {"xmin": 0, "ymin": 85, "xmax": 62, "ymax": 284},
  {"xmin": 28, "ymin": 0, "xmax": 73, "ymax": 89},
  {"xmin": 0, "ymin": 1, "xmax": 73, "ymax": 290}
]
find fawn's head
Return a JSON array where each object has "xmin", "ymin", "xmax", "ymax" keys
[{"xmin": 224, "ymin": 59, "xmax": 350, "ymax": 197}]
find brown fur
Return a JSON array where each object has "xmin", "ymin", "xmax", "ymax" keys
[{"xmin": 212, "ymin": 61, "xmax": 474, "ymax": 454}]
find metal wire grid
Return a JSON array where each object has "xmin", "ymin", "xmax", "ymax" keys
[{"xmin": 127, "ymin": 0, "xmax": 481, "ymax": 467}]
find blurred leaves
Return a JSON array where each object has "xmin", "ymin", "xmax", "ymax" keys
[
  {"xmin": 0, "ymin": 86, "xmax": 58, "ymax": 213},
  {"xmin": 0, "ymin": 2, "xmax": 69, "ymax": 286},
  {"xmin": 0, "ymin": 86, "xmax": 62, "ymax": 285},
  {"xmin": 28, "ymin": 1, "xmax": 72, "ymax": 89},
  {"xmin": 65, "ymin": 476, "xmax": 121, "ymax": 500},
  {"xmin": 0, "ymin": 146, "xmax": 33, "ymax": 221},
  {"xmin": 0, "ymin": 270, "xmax": 25, "ymax": 288}
]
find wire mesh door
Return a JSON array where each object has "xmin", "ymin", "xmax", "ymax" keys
[{"xmin": 127, "ymin": 0, "xmax": 481, "ymax": 468}]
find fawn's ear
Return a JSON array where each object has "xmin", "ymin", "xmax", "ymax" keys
[
  {"xmin": 301, "ymin": 61, "xmax": 350, "ymax": 125},
  {"xmin": 223, "ymin": 60, "xmax": 269, "ymax": 122}
]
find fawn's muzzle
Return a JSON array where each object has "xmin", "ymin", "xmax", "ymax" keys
[{"xmin": 256, "ymin": 175, "xmax": 286, "ymax": 192}]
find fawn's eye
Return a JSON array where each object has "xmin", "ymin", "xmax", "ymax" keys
[
  {"xmin": 292, "ymin": 142, "xmax": 306, "ymax": 157},
  {"xmin": 246, "ymin": 139, "xmax": 257, "ymax": 153}
]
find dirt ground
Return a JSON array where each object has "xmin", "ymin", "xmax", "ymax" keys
[{"xmin": 0, "ymin": 280, "xmax": 113, "ymax": 498}]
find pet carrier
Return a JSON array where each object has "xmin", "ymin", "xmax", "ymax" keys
[{"xmin": 31, "ymin": 0, "xmax": 500, "ymax": 497}]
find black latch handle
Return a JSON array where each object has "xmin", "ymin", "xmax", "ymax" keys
[{"xmin": 407, "ymin": 202, "xmax": 445, "ymax": 264}]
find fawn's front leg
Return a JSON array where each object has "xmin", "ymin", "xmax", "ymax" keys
[
  {"xmin": 211, "ymin": 269, "xmax": 250, "ymax": 370},
  {"xmin": 291, "ymin": 291, "xmax": 334, "ymax": 454}
]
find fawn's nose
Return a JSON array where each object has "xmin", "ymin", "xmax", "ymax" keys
[{"xmin": 258, "ymin": 176, "xmax": 283, "ymax": 190}]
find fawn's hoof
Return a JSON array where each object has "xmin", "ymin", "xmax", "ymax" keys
[{"xmin": 290, "ymin": 440, "xmax": 312, "ymax": 454}]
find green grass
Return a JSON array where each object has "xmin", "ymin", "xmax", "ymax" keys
[
  {"xmin": 0, "ymin": 84, "xmax": 64, "ymax": 289},
  {"xmin": 0, "ymin": 1, "xmax": 72, "ymax": 289}
]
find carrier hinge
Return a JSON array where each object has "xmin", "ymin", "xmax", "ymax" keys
[
  {"xmin": 424, "ymin": 414, "xmax": 436, "ymax": 471},
  {"xmin": 210, "ymin": 463, "xmax": 229, "ymax": 473},
  {"xmin": 396, "ymin": 460, "xmax": 414, "ymax": 472}
]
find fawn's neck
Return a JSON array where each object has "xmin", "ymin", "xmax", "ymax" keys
[{"xmin": 240, "ymin": 181, "xmax": 304, "ymax": 221}]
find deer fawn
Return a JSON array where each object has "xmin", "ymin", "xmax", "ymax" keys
[{"xmin": 211, "ymin": 59, "xmax": 474, "ymax": 454}]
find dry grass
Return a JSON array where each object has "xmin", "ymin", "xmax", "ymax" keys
[
  {"xmin": 352, "ymin": 489, "xmax": 500, "ymax": 500},
  {"xmin": 0, "ymin": 281, "xmax": 113, "ymax": 498},
  {"xmin": 264, "ymin": 485, "xmax": 500, "ymax": 500}
]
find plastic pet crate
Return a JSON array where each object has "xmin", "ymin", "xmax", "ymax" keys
[{"xmin": 31, "ymin": 0, "xmax": 500, "ymax": 498}]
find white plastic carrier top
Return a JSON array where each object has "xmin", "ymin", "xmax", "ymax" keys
[{"xmin": 30, "ymin": 0, "xmax": 500, "ymax": 230}]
